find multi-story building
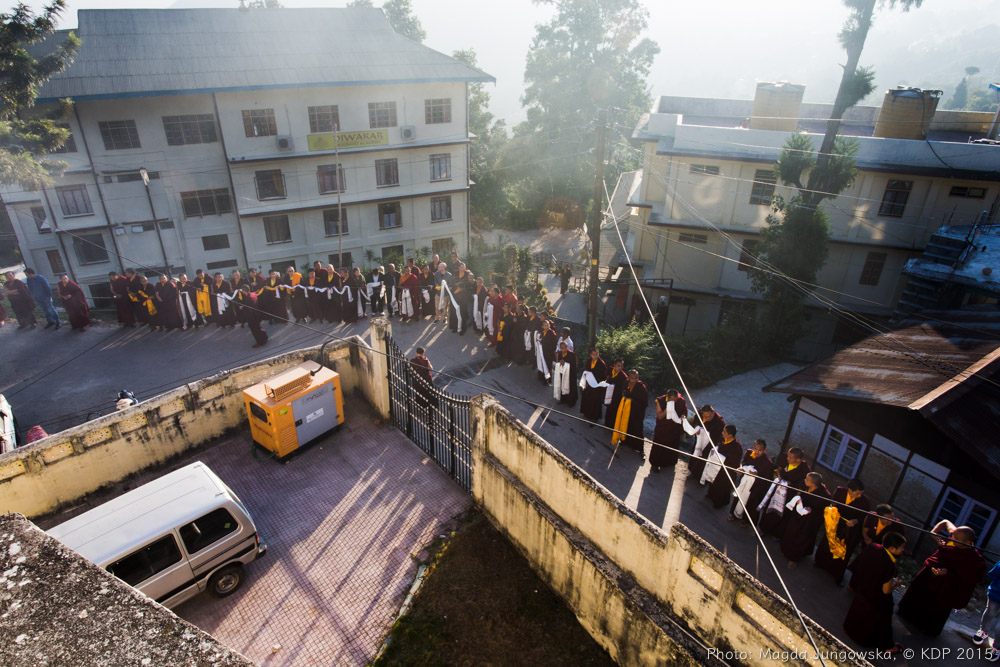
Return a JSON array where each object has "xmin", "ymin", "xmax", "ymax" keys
[
  {"xmin": 611, "ymin": 82, "xmax": 1000, "ymax": 358},
  {"xmin": 4, "ymin": 7, "xmax": 491, "ymax": 304}
]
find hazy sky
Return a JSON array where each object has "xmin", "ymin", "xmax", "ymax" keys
[{"xmin": 19, "ymin": 0, "xmax": 1000, "ymax": 125}]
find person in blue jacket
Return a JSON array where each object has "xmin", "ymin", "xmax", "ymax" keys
[{"xmin": 24, "ymin": 268, "xmax": 60, "ymax": 329}]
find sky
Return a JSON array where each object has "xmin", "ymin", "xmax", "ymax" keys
[{"xmin": 18, "ymin": 0, "xmax": 1000, "ymax": 125}]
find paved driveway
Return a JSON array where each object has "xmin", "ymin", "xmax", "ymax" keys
[{"xmin": 39, "ymin": 403, "xmax": 471, "ymax": 666}]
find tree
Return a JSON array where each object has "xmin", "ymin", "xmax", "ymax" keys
[
  {"xmin": 0, "ymin": 2, "xmax": 79, "ymax": 191},
  {"xmin": 452, "ymin": 48, "xmax": 510, "ymax": 227},
  {"xmin": 945, "ymin": 65, "xmax": 981, "ymax": 110},
  {"xmin": 503, "ymin": 0, "xmax": 659, "ymax": 220},
  {"xmin": 749, "ymin": 0, "xmax": 921, "ymax": 354},
  {"xmin": 347, "ymin": 0, "xmax": 425, "ymax": 43}
]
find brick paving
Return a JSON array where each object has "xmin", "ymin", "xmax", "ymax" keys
[{"xmin": 40, "ymin": 401, "xmax": 471, "ymax": 667}]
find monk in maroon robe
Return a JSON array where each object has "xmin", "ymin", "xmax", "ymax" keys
[
  {"xmin": 897, "ymin": 524, "xmax": 987, "ymax": 636},
  {"xmin": 4, "ymin": 272, "xmax": 36, "ymax": 329},
  {"xmin": 815, "ymin": 479, "xmax": 871, "ymax": 585},
  {"xmin": 399, "ymin": 267, "xmax": 421, "ymax": 323},
  {"xmin": 781, "ymin": 472, "xmax": 830, "ymax": 567},
  {"xmin": 579, "ymin": 349, "xmax": 608, "ymax": 422},
  {"xmin": 210, "ymin": 273, "xmax": 237, "ymax": 327},
  {"xmin": 707, "ymin": 424, "xmax": 744, "ymax": 508},
  {"xmin": 731, "ymin": 438, "xmax": 774, "ymax": 525},
  {"xmin": 410, "ymin": 347, "xmax": 437, "ymax": 427},
  {"xmin": 108, "ymin": 271, "xmax": 135, "ymax": 326},
  {"xmin": 57, "ymin": 275, "xmax": 90, "ymax": 331},
  {"xmin": 650, "ymin": 389, "xmax": 686, "ymax": 471},
  {"xmin": 154, "ymin": 276, "xmax": 182, "ymax": 331},
  {"xmin": 689, "ymin": 405, "xmax": 725, "ymax": 480},
  {"xmin": 843, "ymin": 532, "xmax": 906, "ymax": 651},
  {"xmin": 758, "ymin": 447, "xmax": 811, "ymax": 537}
]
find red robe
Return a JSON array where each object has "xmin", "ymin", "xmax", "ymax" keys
[
  {"xmin": 897, "ymin": 542, "xmax": 986, "ymax": 636},
  {"xmin": 57, "ymin": 280, "xmax": 90, "ymax": 330},
  {"xmin": 399, "ymin": 271, "xmax": 421, "ymax": 321},
  {"xmin": 651, "ymin": 394, "xmax": 686, "ymax": 469},
  {"xmin": 110, "ymin": 275, "xmax": 134, "ymax": 325},
  {"xmin": 844, "ymin": 544, "xmax": 898, "ymax": 648}
]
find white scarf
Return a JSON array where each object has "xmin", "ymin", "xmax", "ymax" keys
[
  {"xmin": 580, "ymin": 371, "xmax": 609, "ymax": 391},
  {"xmin": 439, "ymin": 279, "xmax": 462, "ymax": 331},
  {"xmin": 732, "ymin": 465, "xmax": 757, "ymax": 519},
  {"xmin": 553, "ymin": 359, "xmax": 572, "ymax": 399},
  {"xmin": 422, "ymin": 288, "xmax": 431, "ymax": 303},
  {"xmin": 785, "ymin": 494, "xmax": 812, "ymax": 516},
  {"xmin": 401, "ymin": 288, "xmax": 414, "ymax": 318},
  {"xmin": 178, "ymin": 289, "xmax": 197, "ymax": 324},
  {"xmin": 524, "ymin": 329, "xmax": 533, "ymax": 352},
  {"xmin": 701, "ymin": 446, "xmax": 727, "ymax": 485},
  {"xmin": 473, "ymin": 292, "xmax": 483, "ymax": 330},
  {"xmin": 534, "ymin": 331, "xmax": 550, "ymax": 380},
  {"xmin": 485, "ymin": 301, "xmax": 495, "ymax": 336}
]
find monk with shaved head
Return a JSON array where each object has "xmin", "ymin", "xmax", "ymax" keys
[{"xmin": 897, "ymin": 520, "xmax": 986, "ymax": 636}]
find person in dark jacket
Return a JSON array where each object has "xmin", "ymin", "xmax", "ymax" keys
[
  {"xmin": 24, "ymin": 268, "xmax": 60, "ymax": 328},
  {"xmin": 3, "ymin": 271, "xmax": 36, "ymax": 329}
]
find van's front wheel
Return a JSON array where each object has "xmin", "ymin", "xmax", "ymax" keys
[{"xmin": 208, "ymin": 564, "xmax": 244, "ymax": 597}]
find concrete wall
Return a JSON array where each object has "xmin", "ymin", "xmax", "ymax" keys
[
  {"xmin": 0, "ymin": 337, "xmax": 374, "ymax": 518},
  {"xmin": 470, "ymin": 395, "xmax": 865, "ymax": 667}
]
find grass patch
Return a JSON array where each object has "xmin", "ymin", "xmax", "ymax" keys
[{"xmin": 375, "ymin": 513, "xmax": 614, "ymax": 667}]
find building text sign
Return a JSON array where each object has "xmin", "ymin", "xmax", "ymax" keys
[{"xmin": 307, "ymin": 130, "xmax": 388, "ymax": 151}]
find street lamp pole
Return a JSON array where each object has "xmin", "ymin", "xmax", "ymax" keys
[{"xmin": 140, "ymin": 168, "xmax": 170, "ymax": 277}]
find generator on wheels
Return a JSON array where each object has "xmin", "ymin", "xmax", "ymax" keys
[{"xmin": 242, "ymin": 360, "xmax": 344, "ymax": 459}]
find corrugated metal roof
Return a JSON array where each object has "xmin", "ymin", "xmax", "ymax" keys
[
  {"xmin": 764, "ymin": 309, "xmax": 1000, "ymax": 478},
  {"xmin": 35, "ymin": 8, "xmax": 493, "ymax": 102}
]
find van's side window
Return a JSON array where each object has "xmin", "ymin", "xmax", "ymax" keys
[
  {"xmin": 107, "ymin": 535, "xmax": 182, "ymax": 586},
  {"xmin": 179, "ymin": 508, "xmax": 239, "ymax": 554}
]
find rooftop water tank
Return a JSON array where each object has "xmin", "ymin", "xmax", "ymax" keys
[
  {"xmin": 873, "ymin": 87, "xmax": 942, "ymax": 140},
  {"xmin": 749, "ymin": 82, "xmax": 805, "ymax": 132}
]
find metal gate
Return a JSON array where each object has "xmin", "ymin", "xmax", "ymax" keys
[{"xmin": 385, "ymin": 336, "xmax": 473, "ymax": 492}]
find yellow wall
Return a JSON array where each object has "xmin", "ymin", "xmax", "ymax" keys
[{"xmin": 0, "ymin": 337, "xmax": 373, "ymax": 518}]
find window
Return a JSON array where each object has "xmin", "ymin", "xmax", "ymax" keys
[
  {"xmin": 179, "ymin": 508, "xmax": 239, "ymax": 554},
  {"xmin": 255, "ymin": 169, "xmax": 286, "ymax": 200},
  {"xmin": 162, "ymin": 114, "xmax": 217, "ymax": 146},
  {"xmin": 242, "ymin": 108, "xmax": 277, "ymax": 137},
  {"xmin": 263, "ymin": 214, "xmax": 291, "ymax": 244},
  {"xmin": 317, "ymin": 164, "xmax": 346, "ymax": 194},
  {"xmin": 202, "ymin": 234, "xmax": 231, "ymax": 251},
  {"xmin": 678, "ymin": 232, "xmax": 707, "ymax": 244},
  {"xmin": 717, "ymin": 299, "xmax": 754, "ymax": 327},
  {"xmin": 432, "ymin": 238, "xmax": 455, "ymax": 256},
  {"xmin": 29, "ymin": 206, "xmax": 49, "ymax": 233},
  {"xmin": 89, "ymin": 283, "xmax": 113, "ymax": 309},
  {"xmin": 269, "ymin": 260, "xmax": 294, "ymax": 274},
  {"xmin": 375, "ymin": 159, "xmax": 399, "ymax": 187},
  {"xmin": 382, "ymin": 245, "xmax": 404, "ymax": 261},
  {"xmin": 323, "ymin": 208, "xmax": 348, "ymax": 236},
  {"xmin": 206, "ymin": 259, "xmax": 238, "ymax": 271},
  {"xmin": 379, "ymin": 201, "xmax": 402, "ymax": 229},
  {"xmin": 180, "ymin": 188, "xmax": 233, "ymax": 218},
  {"xmin": 429, "ymin": 154, "xmax": 451, "ymax": 181},
  {"xmin": 56, "ymin": 185, "xmax": 93, "ymax": 216},
  {"xmin": 46, "ymin": 249, "xmax": 65, "ymax": 274},
  {"xmin": 933, "ymin": 488, "xmax": 996, "ymax": 547},
  {"xmin": 737, "ymin": 239, "xmax": 758, "ymax": 272},
  {"xmin": 329, "ymin": 251, "xmax": 353, "ymax": 269},
  {"xmin": 425, "ymin": 98, "xmax": 452, "ymax": 124},
  {"xmin": 73, "ymin": 233, "xmax": 109, "ymax": 265},
  {"xmin": 368, "ymin": 101, "xmax": 397, "ymax": 128},
  {"xmin": 107, "ymin": 535, "xmax": 182, "ymax": 587},
  {"xmin": 689, "ymin": 164, "xmax": 719, "ymax": 175},
  {"xmin": 816, "ymin": 426, "xmax": 867, "ymax": 478},
  {"xmin": 859, "ymin": 251, "xmax": 887, "ymax": 286},
  {"xmin": 949, "ymin": 185, "xmax": 987, "ymax": 199},
  {"xmin": 52, "ymin": 123, "xmax": 77, "ymax": 153},
  {"xmin": 878, "ymin": 180, "xmax": 912, "ymax": 217},
  {"xmin": 749, "ymin": 169, "xmax": 776, "ymax": 206},
  {"xmin": 431, "ymin": 196, "xmax": 452, "ymax": 222},
  {"xmin": 308, "ymin": 105, "xmax": 340, "ymax": 133},
  {"xmin": 98, "ymin": 120, "xmax": 140, "ymax": 150}
]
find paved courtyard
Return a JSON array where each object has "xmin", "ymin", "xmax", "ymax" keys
[{"xmin": 37, "ymin": 402, "xmax": 471, "ymax": 666}]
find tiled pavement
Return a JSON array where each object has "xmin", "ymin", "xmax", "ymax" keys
[{"xmin": 40, "ymin": 402, "xmax": 471, "ymax": 666}]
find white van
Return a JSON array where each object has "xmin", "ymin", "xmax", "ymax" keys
[{"xmin": 48, "ymin": 461, "xmax": 267, "ymax": 608}]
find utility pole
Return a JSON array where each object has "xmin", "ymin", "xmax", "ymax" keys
[
  {"xmin": 334, "ymin": 124, "xmax": 343, "ymax": 269},
  {"xmin": 140, "ymin": 167, "xmax": 170, "ymax": 277},
  {"xmin": 587, "ymin": 108, "xmax": 607, "ymax": 350}
]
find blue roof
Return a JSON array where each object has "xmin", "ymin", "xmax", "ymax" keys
[{"xmin": 36, "ymin": 8, "xmax": 494, "ymax": 102}]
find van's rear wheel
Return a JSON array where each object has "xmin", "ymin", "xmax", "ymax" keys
[{"xmin": 208, "ymin": 564, "xmax": 244, "ymax": 598}]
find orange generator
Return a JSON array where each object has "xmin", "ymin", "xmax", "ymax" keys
[{"xmin": 242, "ymin": 361, "xmax": 344, "ymax": 458}]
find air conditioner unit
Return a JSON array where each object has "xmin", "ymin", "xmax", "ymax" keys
[
  {"xmin": 276, "ymin": 135, "xmax": 294, "ymax": 152},
  {"xmin": 400, "ymin": 125, "xmax": 416, "ymax": 142}
]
